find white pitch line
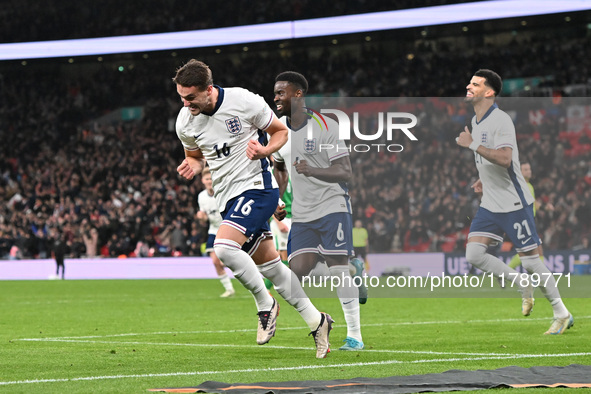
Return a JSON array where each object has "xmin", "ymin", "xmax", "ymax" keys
[
  {"xmin": 15, "ymin": 338, "xmax": 521, "ymax": 357},
  {"xmin": 16, "ymin": 315, "xmax": 591, "ymax": 341},
  {"xmin": 18, "ymin": 338, "xmax": 314, "ymax": 351},
  {"xmin": 16, "ymin": 338, "xmax": 591, "ymax": 358},
  {"xmin": 1, "ymin": 352, "xmax": 590, "ymax": 387}
]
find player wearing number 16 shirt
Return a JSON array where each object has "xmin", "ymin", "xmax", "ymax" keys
[
  {"xmin": 173, "ymin": 59, "xmax": 333, "ymax": 358},
  {"xmin": 456, "ymin": 69, "xmax": 572, "ymax": 335}
]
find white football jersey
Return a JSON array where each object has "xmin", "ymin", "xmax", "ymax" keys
[
  {"xmin": 273, "ymin": 114, "xmax": 352, "ymax": 223},
  {"xmin": 471, "ymin": 103, "xmax": 534, "ymax": 213},
  {"xmin": 197, "ymin": 189, "xmax": 222, "ymax": 235},
  {"xmin": 176, "ymin": 87, "xmax": 278, "ymax": 212}
]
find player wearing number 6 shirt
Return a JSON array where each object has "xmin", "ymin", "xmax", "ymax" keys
[
  {"xmin": 173, "ymin": 59, "xmax": 332, "ymax": 358},
  {"xmin": 272, "ymin": 71, "xmax": 364, "ymax": 351},
  {"xmin": 456, "ymin": 69, "xmax": 573, "ymax": 335}
]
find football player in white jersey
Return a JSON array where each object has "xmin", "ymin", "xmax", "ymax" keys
[
  {"xmin": 272, "ymin": 71, "xmax": 364, "ymax": 351},
  {"xmin": 173, "ymin": 60, "xmax": 332, "ymax": 358},
  {"xmin": 197, "ymin": 167, "xmax": 235, "ymax": 298},
  {"xmin": 457, "ymin": 69, "xmax": 573, "ymax": 335}
]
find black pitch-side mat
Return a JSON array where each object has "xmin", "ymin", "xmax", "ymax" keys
[{"xmin": 149, "ymin": 364, "xmax": 591, "ymax": 393}]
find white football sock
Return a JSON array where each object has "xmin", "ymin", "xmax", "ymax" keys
[
  {"xmin": 218, "ymin": 273, "xmax": 234, "ymax": 292},
  {"xmin": 258, "ymin": 257, "xmax": 322, "ymax": 331},
  {"xmin": 329, "ymin": 265, "xmax": 362, "ymax": 342},
  {"xmin": 309, "ymin": 261, "xmax": 331, "ymax": 278},
  {"xmin": 214, "ymin": 239, "xmax": 273, "ymax": 311},
  {"xmin": 521, "ymin": 254, "xmax": 569, "ymax": 318},
  {"xmin": 466, "ymin": 242, "xmax": 531, "ymax": 296}
]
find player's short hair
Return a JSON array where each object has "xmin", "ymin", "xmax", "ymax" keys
[
  {"xmin": 474, "ymin": 69, "xmax": 502, "ymax": 96},
  {"xmin": 275, "ymin": 71, "xmax": 308, "ymax": 95},
  {"xmin": 201, "ymin": 167, "xmax": 211, "ymax": 177},
  {"xmin": 172, "ymin": 59, "xmax": 213, "ymax": 91}
]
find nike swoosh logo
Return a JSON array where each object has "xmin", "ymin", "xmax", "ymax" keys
[
  {"xmin": 230, "ymin": 214, "xmax": 244, "ymax": 219},
  {"xmin": 343, "ymin": 300, "xmax": 354, "ymax": 305},
  {"xmin": 193, "ymin": 133, "xmax": 203, "ymax": 140},
  {"xmin": 335, "ymin": 242, "xmax": 346, "ymax": 247},
  {"xmin": 521, "ymin": 237, "xmax": 532, "ymax": 245}
]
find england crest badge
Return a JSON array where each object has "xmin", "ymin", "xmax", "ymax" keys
[
  {"xmin": 225, "ymin": 116, "xmax": 242, "ymax": 134},
  {"xmin": 304, "ymin": 138, "xmax": 316, "ymax": 153},
  {"xmin": 481, "ymin": 132, "xmax": 488, "ymax": 144}
]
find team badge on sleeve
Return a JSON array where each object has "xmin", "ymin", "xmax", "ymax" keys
[
  {"xmin": 225, "ymin": 116, "xmax": 242, "ymax": 134},
  {"xmin": 304, "ymin": 138, "xmax": 316, "ymax": 153}
]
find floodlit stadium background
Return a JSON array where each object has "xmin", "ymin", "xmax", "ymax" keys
[
  {"xmin": 1, "ymin": 0, "xmax": 590, "ymax": 272},
  {"xmin": 1, "ymin": 2, "xmax": 591, "ymax": 393}
]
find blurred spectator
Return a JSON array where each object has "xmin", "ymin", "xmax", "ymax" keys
[
  {"xmin": 83, "ymin": 227, "xmax": 99, "ymax": 257},
  {"xmin": 1, "ymin": 15, "xmax": 590, "ymax": 258},
  {"xmin": 49, "ymin": 228, "xmax": 69, "ymax": 279}
]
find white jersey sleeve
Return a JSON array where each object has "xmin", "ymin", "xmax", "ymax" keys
[
  {"xmin": 249, "ymin": 92, "xmax": 276, "ymax": 131},
  {"xmin": 272, "ymin": 147, "xmax": 286, "ymax": 164},
  {"xmin": 176, "ymin": 107, "xmax": 200, "ymax": 152}
]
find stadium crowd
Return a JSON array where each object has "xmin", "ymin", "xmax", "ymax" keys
[
  {"xmin": 1, "ymin": 0, "xmax": 480, "ymax": 43},
  {"xmin": 1, "ymin": 18, "xmax": 591, "ymax": 259}
]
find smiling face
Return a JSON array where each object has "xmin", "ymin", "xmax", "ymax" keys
[
  {"xmin": 465, "ymin": 76, "xmax": 495, "ymax": 104},
  {"xmin": 274, "ymin": 81, "xmax": 301, "ymax": 117},
  {"xmin": 177, "ymin": 84, "xmax": 214, "ymax": 116}
]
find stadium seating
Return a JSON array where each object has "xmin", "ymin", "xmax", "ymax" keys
[{"xmin": 1, "ymin": 6, "xmax": 590, "ymax": 258}]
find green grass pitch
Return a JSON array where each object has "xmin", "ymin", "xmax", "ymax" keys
[{"xmin": 0, "ymin": 278, "xmax": 589, "ymax": 393}]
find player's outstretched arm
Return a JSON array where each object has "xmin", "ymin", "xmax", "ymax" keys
[
  {"xmin": 293, "ymin": 156, "xmax": 352, "ymax": 183},
  {"xmin": 177, "ymin": 148, "xmax": 205, "ymax": 180}
]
